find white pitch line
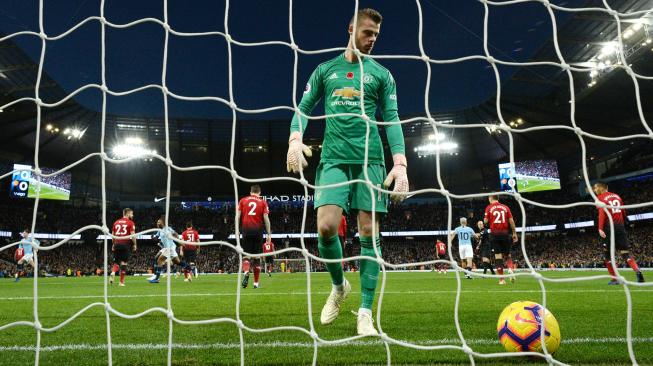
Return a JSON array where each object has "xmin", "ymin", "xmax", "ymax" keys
[
  {"xmin": 0, "ymin": 288, "xmax": 652, "ymax": 301},
  {"xmin": 1, "ymin": 337, "xmax": 652, "ymax": 352}
]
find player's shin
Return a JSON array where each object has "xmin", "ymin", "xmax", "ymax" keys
[
  {"xmin": 254, "ymin": 262, "xmax": 261, "ymax": 285},
  {"xmin": 625, "ymin": 255, "xmax": 640, "ymax": 273},
  {"xmin": 359, "ymin": 237, "xmax": 381, "ymax": 311},
  {"xmin": 506, "ymin": 258, "xmax": 514, "ymax": 271},
  {"xmin": 495, "ymin": 258, "xmax": 504, "ymax": 280},
  {"xmin": 120, "ymin": 264, "xmax": 127, "ymax": 284},
  {"xmin": 318, "ymin": 235, "xmax": 345, "ymax": 289},
  {"xmin": 605, "ymin": 260, "xmax": 617, "ymax": 279}
]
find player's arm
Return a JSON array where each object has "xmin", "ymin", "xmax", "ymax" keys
[
  {"xmin": 263, "ymin": 213, "xmax": 272, "ymax": 243},
  {"xmin": 287, "ymin": 65, "xmax": 325, "ymax": 173},
  {"xmin": 597, "ymin": 206, "xmax": 607, "ymax": 238},
  {"xmin": 380, "ymin": 70, "xmax": 408, "ymax": 202},
  {"xmin": 508, "ymin": 217, "xmax": 518, "ymax": 243},
  {"xmin": 449, "ymin": 230, "xmax": 456, "ymax": 242},
  {"xmin": 235, "ymin": 201, "xmax": 242, "ymax": 232},
  {"xmin": 130, "ymin": 224, "xmax": 137, "ymax": 252}
]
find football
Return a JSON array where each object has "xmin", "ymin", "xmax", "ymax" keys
[{"xmin": 497, "ymin": 301, "xmax": 561, "ymax": 354}]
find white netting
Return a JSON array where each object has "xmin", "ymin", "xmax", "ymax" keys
[{"xmin": 0, "ymin": 0, "xmax": 652, "ymax": 365}]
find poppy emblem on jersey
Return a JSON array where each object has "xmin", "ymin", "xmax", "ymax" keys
[
  {"xmin": 332, "ymin": 87, "xmax": 361, "ymax": 99},
  {"xmin": 346, "ymin": 72, "xmax": 354, "ymax": 79}
]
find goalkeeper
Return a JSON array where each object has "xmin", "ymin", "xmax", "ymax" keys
[{"xmin": 287, "ymin": 8, "xmax": 408, "ymax": 336}]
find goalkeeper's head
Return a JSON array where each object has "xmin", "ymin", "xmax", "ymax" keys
[{"xmin": 348, "ymin": 8, "xmax": 382, "ymax": 55}]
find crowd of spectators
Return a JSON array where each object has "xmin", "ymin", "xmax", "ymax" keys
[
  {"xmin": 1, "ymin": 221, "xmax": 651, "ymax": 277},
  {"xmin": 515, "ymin": 160, "xmax": 559, "ymax": 179},
  {"xmin": 39, "ymin": 168, "xmax": 72, "ymax": 190},
  {"xmin": 1, "ymin": 176, "xmax": 652, "ymax": 277}
]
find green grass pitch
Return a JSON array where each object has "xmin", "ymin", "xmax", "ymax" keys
[
  {"xmin": 0, "ymin": 271, "xmax": 651, "ymax": 365},
  {"xmin": 517, "ymin": 177, "xmax": 561, "ymax": 193},
  {"xmin": 27, "ymin": 182, "xmax": 69, "ymax": 201}
]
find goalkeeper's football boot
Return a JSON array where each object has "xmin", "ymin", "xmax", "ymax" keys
[
  {"xmin": 320, "ymin": 279, "xmax": 351, "ymax": 325},
  {"xmin": 357, "ymin": 312, "xmax": 379, "ymax": 336},
  {"xmin": 241, "ymin": 273, "xmax": 250, "ymax": 288},
  {"xmin": 636, "ymin": 271, "xmax": 645, "ymax": 283}
]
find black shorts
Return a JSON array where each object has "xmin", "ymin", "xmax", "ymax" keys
[
  {"xmin": 602, "ymin": 225, "xmax": 630, "ymax": 257},
  {"xmin": 183, "ymin": 249, "xmax": 197, "ymax": 263},
  {"xmin": 242, "ymin": 232, "xmax": 262, "ymax": 255},
  {"xmin": 490, "ymin": 234, "xmax": 511, "ymax": 255},
  {"xmin": 113, "ymin": 245, "xmax": 131, "ymax": 263},
  {"xmin": 481, "ymin": 243, "xmax": 493, "ymax": 259},
  {"xmin": 265, "ymin": 255, "xmax": 274, "ymax": 264}
]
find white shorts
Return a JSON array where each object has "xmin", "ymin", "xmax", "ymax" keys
[
  {"xmin": 159, "ymin": 248, "xmax": 178, "ymax": 259},
  {"xmin": 459, "ymin": 245, "xmax": 473, "ymax": 259},
  {"xmin": 20, "ymin": 254, "xmax": 34, "ymax": 263}
]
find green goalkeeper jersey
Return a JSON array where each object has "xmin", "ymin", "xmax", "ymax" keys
[{"xmin": 290, "ymin": 53, "xmax": 405, "ymax": 164}]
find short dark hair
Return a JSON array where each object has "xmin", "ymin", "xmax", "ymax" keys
[
  {"xmin": 186, "ymin": 221, "xmax": 193, "ymax": 228},
  {"xmin": 350, "ymin": 8, "xmax": 382, "ymax": 26},
  {"xmin": 123, "ymin": 208, "xmax": 133, "ymax": 216},
  {"xmin": 594, "ymin": 182, "xmax": 608, "ymax": 190},
  {"xmin": 22, "ymin": 228, "xmax": 31, "ymax": 234},
  {"xmin": 251, "ymin": 185, "xmax": 261, "ymax": 194},
  {"xmin": 489, "ymin": 194, "xmax": 499, "ymax": 201}
]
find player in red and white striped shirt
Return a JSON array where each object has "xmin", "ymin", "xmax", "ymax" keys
[
  {"xmin": 236, "ymin": 185, "xmax": 272, "ymax": 289},
  {"xmin": 593, "ymin": 182, "xmax": 644, "ymax": 284},
  {"xmin": 181, "ymin": 221, "xmax": 200, "ymax": 282},
  {"xmin": 484, "ymin": 195, "xmax": 517, "ymax": 285}
]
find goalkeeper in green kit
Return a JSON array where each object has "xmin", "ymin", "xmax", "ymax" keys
[{"xmin": 287, "ymin": 8, "xmax": 408, "ymax": 336}]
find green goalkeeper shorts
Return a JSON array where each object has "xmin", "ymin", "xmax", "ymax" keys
[{"xmin": 314, "ymin": 162, "xmax": 388, "ymax": 214}]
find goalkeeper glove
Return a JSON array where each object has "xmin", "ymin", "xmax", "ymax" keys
[
  {"xmin": 286, "ymin": 132, "xmax": 312, "ymax": 173},
  {"xmin": 383, "ymin": 154, "xmax": 409, "ymax": 202}
]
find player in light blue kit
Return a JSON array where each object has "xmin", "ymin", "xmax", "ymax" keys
[
  {"xmin": 450, "ymin": 218, "xmax": 478, "ymax": 279},
  {"xmin": 149, "ymin": 217, "xmax": 181, "ymax": 284},
  {"xmin": 15, "ymin": 229, "xmax": 39, "ymax": 282}
]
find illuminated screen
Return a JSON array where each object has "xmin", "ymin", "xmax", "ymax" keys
[
  {"xmin": 498, "ymin": 160, "xmax": 560, "ymax": 193},
  {"xmin": 10, "ymin": 164, "xmax": 71, "ymax": 200}
]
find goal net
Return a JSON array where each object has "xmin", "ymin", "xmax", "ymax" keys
[{"xmin": 1, "ymin": 0, "xmax": 652, "ymax": 365}]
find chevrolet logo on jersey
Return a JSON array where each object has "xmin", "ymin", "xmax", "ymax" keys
[{"xmin": 332, "ymin": 87, "xmax": 361, "ymax": 99}]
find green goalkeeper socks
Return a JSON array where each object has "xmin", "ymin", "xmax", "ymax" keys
[
  {"xmin": 359, "ymin": 236, "xmax": 382, "ymax": 310},
  {"xmin": 318, "ymin": 234, "xmax": 344, "ymax": 286}
]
